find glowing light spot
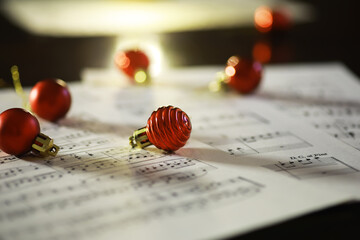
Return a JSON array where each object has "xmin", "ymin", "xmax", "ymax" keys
[
  {"xmin": 134, "ymin": 70, "xmax": 147, "ymax": 84},
  {"xmin": 225, "ymin": 66, "xmax": 236, "ymax": 77},
  {"xmin": 114, "ymin": 52, "xmax": 130, "ymax": 69},
  {"xmin": 252, "ymin": 41, "xmax": 272, "ymax": 63},
  {"xmin": 209, "ymin": 80, "xmax": 221, "ymax": 92},
  {"xmin": 254, "ymin": 6, "xmax": 273, "ymax": 33},
  {"xmin": 227, "ymin": 56, "xmax": 240, "ymax": 67}
]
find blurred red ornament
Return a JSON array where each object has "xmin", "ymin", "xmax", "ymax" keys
[
  {"xmin": 114, "ymin": 49, "xmax": 150, "ymax": 84},
  {"xmin": 254, "ymin": 6, "xmax": 292, "ymax": 33},
  {"xmin": 0, "ymin": 108, "xmax": 59, "ymax": 156},
  {"xmin": 272, "ymin": 9, "xmax": 292, "ymax": 31},
  {"xmin": 224, "ymin": 56, "xmax": 262, "ymax": 94},
  {"xmin": 130, "ymin": 106, "xmax": 192, "ymax": 152},
  {"xmin": 29, "ymin": 79, "xmax": 71, "ymax": 122}
]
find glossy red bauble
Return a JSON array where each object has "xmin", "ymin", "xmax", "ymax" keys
[
  {"xmin": 0, "ymin": 108, "xmax": 40, "ymax": 156},
  {"xmin": 29, "ymin": 79, "xmax": 71, "ymax": 122},
  {"xmin": 114, "ymin": 49, "xmax": 150, "ymax": 79},
  {"xmin": 130, "ymin": 106, "xmax": 192, "ymax": 152},
  {"xmin": 146, "ymin": 106, "xmax": 192, "ymax": 151},
  {"xmin": 225, "ymin": 56, "xmax": 262, "ymax": 94}
]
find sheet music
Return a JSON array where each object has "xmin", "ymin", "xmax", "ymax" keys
[
  {"xmin": 258, "ymin": 63, "xmax": 360, "ymax": 151},
  {"xmin": 0, "ymin": 64, "xmax": 358, "ymax": 240},
  {"xmin": 148, "ymin": 63, "xmax": 360, "ymax": 197}
]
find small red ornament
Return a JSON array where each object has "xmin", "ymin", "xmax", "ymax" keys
[
  {"xmin": 254, "ymin": 6, "xmax": 292, "ymax": 33},
  {"xmin": 129, "ymin": 106, "xmax": 192, "ymax": 152},
  {"xmin": 0, "ymin": 108, "xmax": 59, "ymax": 156},
  {"xmin": 29, "ymin": 78, "xmax": 71, "ymax": 122},
  {"xmin": 224, "ymin": 56, "xmax": 262, "ymax": 94},
  {"xmin": 272, "ymin": 9, "xmax": 292, "ymax": 31},
  {"xmin": 114, "ymin": 49, "xmax": 150, "ymax": 84}
]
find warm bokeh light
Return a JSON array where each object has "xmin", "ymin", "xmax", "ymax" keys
[
  {"xmin": 209, "ymin": 72, "xmax": 226, "ymax": 92},
  {"xmin": 225, "ymin": 66, "xmax": 236, "ymax": 77},
  {"xmin": 227, "ymin": 56, "xmax": 240, "ymax": 67},
  {"xmin": 208, "ymin": 80, "xmax": 221, "ymax": 93},
  {"xmin": 254, "ymin": 6, "xmax": 293, "ymax": 33},
  {"xmin": 114, "ymin": 52, "xmax": 130, "ymax": 69},
  {"xmin": 254, "ymin": 6, "xmax": 273, "ymax": 33},
  {"xmin": 134, "ymin": 70, "xmax": 148, "ymax": 84},
  {"xmin": 252, "ymin": 41, "xmax": 272, "ymax": 63}
]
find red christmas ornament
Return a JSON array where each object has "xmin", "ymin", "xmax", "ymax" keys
[
  {"xmin": 224, "ymin": 56, "xmax": 262, "ymax": 94},
  {"xmin": 129, "ymin": 106, "xmax": 192, "ymax": 152},
  {"xmin": 272, "ymin": 9, "xmax": 292, "ymax": 31},
  {"xmin": 114, "ymin": 49, "xmax": 150, "ymax": 84},
  {"xmin": 254, "ymin": 6, "xmax": 292, "ymax": 33},
  {"xmin": 0, "ymin": 108, "xmax": 59, "ymax": 156},
  {"xmin": 29, "ymin": 78, "xmax": 71, "ymax": 122}
]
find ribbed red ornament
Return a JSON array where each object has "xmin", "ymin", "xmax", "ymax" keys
[
  {"xmin": 146, "ymin": 106, "xmax": 191, "ymax": 151},
  {"xmin": 129, "ymin": 106, "xmax": 192, "ymax": 152}
]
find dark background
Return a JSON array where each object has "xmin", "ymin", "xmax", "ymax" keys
[
  {"xmin": 1, "ymin": 0, "xmax": 360, "ymax": 239},
  {"xmin": 1, "ymin": 0, "xmax": 359, "ymax": 87}
]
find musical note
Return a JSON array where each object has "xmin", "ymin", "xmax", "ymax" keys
[
  {"xmin": 201, "ymin": 131, "xmax": 312, "ymax": 156},
  {"xmin": 0, "ymin": 174, "xmax": 263, "ymax": 236},
  {"xmin": 1, "ymin": 64, "xmax": 357, "ymax": 240},
  {"xmin": 0, "ymin": 155, "xmax": 18, "ymax": 165},
  {"xmin": 0, "ymin": 165, "xmax": 44, "ymax": 180},
  {"xmin": 0, "ymin": 171, "xmax": 63, "ymax": 193},
  {"xmin": 264, "ymin": 156, "xmax": 359, "ymax": 180},
  {"xmin": 312, "ymin": 120, "xmax": 360, "ymax": 151}
]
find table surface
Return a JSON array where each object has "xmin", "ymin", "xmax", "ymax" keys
[{"xmin": 1, "ymin": 0, "xmax": 360, "ymax": 239}]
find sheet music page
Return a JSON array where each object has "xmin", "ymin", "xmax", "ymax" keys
[
  {"xmin": 0, "ymin": 64, "xmax": 356, "ymax": 240},
  {"xmin": 149, "ymin": 63, "xmax": 360, "ymax": 197},
  {"xmin": 254, "ymin": 63, "xmax": 360, "ymax": 196}
]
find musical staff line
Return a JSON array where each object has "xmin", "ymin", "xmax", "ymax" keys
[
  {"xmin": 0, "ymin": 175, "xmax": 263, "ymax": 240},
  {"xmin": 201, "ymin": 131, "xmax": 312, "ymax": 156},
  {"xmin": 264, "ymin": 156, "xmax": 359, "ymax": 180}
]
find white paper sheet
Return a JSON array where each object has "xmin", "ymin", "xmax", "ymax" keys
[{"xmin": 0, "ymin": 63, "xmax": 357, "ymax": 240}]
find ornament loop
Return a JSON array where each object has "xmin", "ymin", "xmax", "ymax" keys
[
  {"xmin": 32, "ymin": 133, "xmax": 59, "ymax": 157},
  {"xmin": 10, "ymin": 65, "xmax": 30, "ymax": 111},
  {"xmin": 129, "ymin": 127, "xmax": 152, "ymax": 148}
]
